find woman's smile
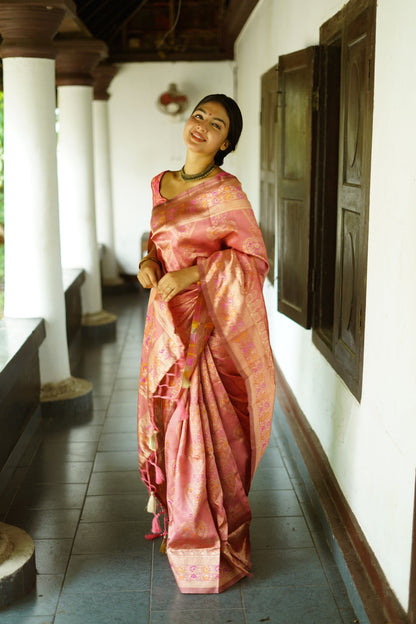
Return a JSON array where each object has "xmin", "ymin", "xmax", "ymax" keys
[{"xmin": 190, "ymin": 130, "xmax": 206, "ymax": 143}]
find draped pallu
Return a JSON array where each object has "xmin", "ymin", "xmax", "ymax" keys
[{"xmin": 137, "ymin": 171, "xmax": 275, "ymax": 593}]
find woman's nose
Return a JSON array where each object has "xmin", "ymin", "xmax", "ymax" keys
[{"xmin": 196, "ymin": 119, "xmax": 208, "ymax": 132}]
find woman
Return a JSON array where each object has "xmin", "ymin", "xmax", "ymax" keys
[{"xmin": 137, "ymin": 94, "xmax": 275, "ymax": 594}]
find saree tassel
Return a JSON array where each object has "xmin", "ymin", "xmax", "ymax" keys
[
  {"xmin": 159, "ymin": 537, "xmax": 167, "ymax": 554},
  {"xmin": 152, "ymin": 515, "xmax": 161, "ymax": 534},
  {"xmin": 155, "ymin": 464, "xmax": 165, "ymax": 484},
  {"xmin": 149, "ymin": 432, "xmax": 157, "ymax": 452},
  {"xmin": 146, "ymin": 492, "xmax": 156, "ymax": 514}
]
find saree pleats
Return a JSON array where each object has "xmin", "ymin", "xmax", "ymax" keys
[{"xmin": 138, "ymin": 171, "xmax": 275, "ymax": 593}]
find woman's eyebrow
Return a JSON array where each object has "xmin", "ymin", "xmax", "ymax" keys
[{"xmin": 195, "ymin": 107, "xmax": 227, "ymax": 127}]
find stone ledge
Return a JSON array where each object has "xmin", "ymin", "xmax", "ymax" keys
[{"xmin": 0, "ymin": 318, "xmax": 45, "ymax": 392}]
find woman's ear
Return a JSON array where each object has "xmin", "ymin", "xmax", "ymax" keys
[{"xmin": 220, "ymin": 139, "xmax": 230, "ymax": 152}]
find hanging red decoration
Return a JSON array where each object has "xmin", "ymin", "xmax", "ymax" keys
[{"xmin": 157, "ymin": 83, "xmax": 188, "ymax": 116}]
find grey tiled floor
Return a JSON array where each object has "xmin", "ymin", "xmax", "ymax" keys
[{"xmin": 0, "ymin": 292, "xmax": 358, "ymax": 623}]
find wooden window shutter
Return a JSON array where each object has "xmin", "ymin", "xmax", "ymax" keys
[
  {"xmin": 277, "ymin": 46, "xmax": 319, "ymax": 328},
  {"xmin": 259, "ymin": 65, "xmax": 278, "ymax": 283},
  {"xmin": 332, "ymin": 1, "xmax": 375, "ymax": 396},
  {"xmin": 313, "ymin": 0, "xmax": 376, "ymax": 400}
]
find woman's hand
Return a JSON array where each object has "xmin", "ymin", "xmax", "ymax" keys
[
  {"xmin": 157, "ymin": 266, "xmax": 200, "ymax": 302},
  {"xmin": 137, "ymin": 258, "xmax": 163, "ymax": 289}
]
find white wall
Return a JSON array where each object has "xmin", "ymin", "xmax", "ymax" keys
[
  {"xmin": 108, "ymin": 62, "xmax": 235, "ymax": 273},
  {"xmin": 234, "ymin": 0, "xmax": 416, "ymax": 611}
]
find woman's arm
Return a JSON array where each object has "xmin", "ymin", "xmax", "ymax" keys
[
  {"xmin": 157, "ymin": 265, "xmax": 200, "ymax": 302},
  {"xmin": 137, "ymin": 245, "xmax": 163, "ymax": 288}
]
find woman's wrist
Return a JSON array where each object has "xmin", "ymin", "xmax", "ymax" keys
[{"xmin": 139, "ymin": 255, "xmax": 162, "ymax": 270}]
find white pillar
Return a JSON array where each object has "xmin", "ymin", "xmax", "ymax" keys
[
  {"xmin": 3, "ymin": 56, "xmax": 71, "ymax": 384},
  {"xmin": 55, "ymin": 39, "xmax": 116, "ymax": 332},
  {"xmin": 93, "ymin": 97, "xmax": 121, "ymax": 284},
  {"xmin": 57, "ymin": 83, "xmax": 102, "ymax": 315}
]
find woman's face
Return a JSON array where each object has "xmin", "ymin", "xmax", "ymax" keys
[{"xmin": 183, "ymin": 100, "xmax": 230, "ymax": 160}]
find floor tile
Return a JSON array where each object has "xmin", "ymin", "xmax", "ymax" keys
[
  {"xmin": 102, "ymin": 416, "xmax": 137, "ymax": 433},
  {"xmin": 249, "ymin": 489, "xmax": 302, "ymax": 517},
  {"xmin": 91, "ymin": 395, "xmax": 111, "ymax": 410},
  {"xmin": 150, "ymin": 609, "xmax": 246, "ymax": 624},
  {"xmin": 243, "ymin": 585, "xmax": 343, "ymax": 624},
  {"xmin": 80, "ymin": 492, "xmax": 148, "ymax": 522},
  {"xmin": 61, "ymin": 553, "xmax": 151, "ymax": 593},
  {"xmin": 340, "ymin": 606, "xmax": 360, "ymax": 623},
  {"xmin": 151, "ymin": 575, "xmax": 243, "ymax": 611},
  {"xmin": 0, "ymin": 617, "xmax": 54, "ymax": 623},
  {"xmin": 21, "ymin": 461, "xmax": 93, "ymax": 484},
  {"xmin": 10, "ymin": 483, "xmax": 87, "ymax": 510},
  {"xmin": 0, "ymin": 575, "xmax": 63, "ymax": 619},
  {"xmin": 5, "ymin": 508, "xmax": 81, "ymax": 539},
  {"xmin": 324, "ymin": 564, "xmax": 356, "ymax": 610},
  {"xmin": 106, "ymin": 402, "xmax": 137, "ymax": 418},
  {"xmin": 72, "ymin": 520, "xmax": 153, "ymax": 555},
  {"xmin": 31, "ymin": 441, "xmax": 98, "ymax": 464},
  {"xmin": 113, "ymin": 377, "xmax": 139, "ymax": 390},
  {"xmin": 250, "ymin": 466, "xmax": 293, "ymax": 491},
  {"xmin": 87, "ymin": 470, "xmax": 144, "ymax": 495},
  {"xmin": 54, "ymin": 590, "xmax": 149, "ymax": 624},
  {"xmin": 248, "ymin": 547, "xmax": 328, "ymax": 587},
  {"xmin": 44, "ymin": 425, "xmax": 103, "ymax": 444},
  {"xmin": 33, "ymin": 539, "xmax": 73, "ymax": 574},
  {"xmin": 109, "ymin": 389, "xmax": 138, "ymax": 403},
  {"xmin": 250, "ymin": 516, "xmax": 314, "ymax": 550},
  {"xmin": 97, "ymin": 432, "xmax": 138, "ymax": 452},
  {"xmin": 258, "ymin": 445, "xmax": 285, "ymax": 468},
  {"xmin": 93, "ymin": 451, "xmax": 139, "ymax": 472}
]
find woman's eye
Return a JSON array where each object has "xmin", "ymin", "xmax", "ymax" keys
[
  {"xmin": 212, "ymin": 123, "xmax": 220, "ymax": 130},
  {"xmin": 194, "ymin": 113, "xmax": 202, "ymax": 119}
]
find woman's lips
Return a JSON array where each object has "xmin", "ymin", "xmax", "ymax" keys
[{"xmin": 191, "ymin": 131, "xmax": 205, "ymax": 142}]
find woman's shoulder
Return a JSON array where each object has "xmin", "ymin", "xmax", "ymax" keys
[
  {"xmin": 151, "ymin": 170, "xmax": 167, "ymax": 186},
  {"xmin": 151, "ymin": 170, "xmax": 169, "ymax": 205},
  {"xmin": 210, "ymin": 170, "xmax": 247, "ymax": 203}
]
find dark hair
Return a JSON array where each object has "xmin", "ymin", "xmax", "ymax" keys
[{"xmin": 193, "ymin": 94, "xmax": 243, "ymax": 166}]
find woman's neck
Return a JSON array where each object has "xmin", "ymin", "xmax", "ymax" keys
[{"xmin": 182, "ymin": 154, "xmax": 215, "ymax": 176}]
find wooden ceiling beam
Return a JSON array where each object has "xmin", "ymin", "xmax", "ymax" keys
[{"xmin": 220, "ymin": 0, "xmax": 260, "ymax": 56}]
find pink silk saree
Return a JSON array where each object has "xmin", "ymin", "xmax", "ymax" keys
[{"xmin": 137, "ymin": 170, "xmax": 275, "ymax": 593}]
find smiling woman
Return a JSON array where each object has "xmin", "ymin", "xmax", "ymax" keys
[{"xmin": 136, "ymin": 94, "xmax": 275, "ymax": 594}]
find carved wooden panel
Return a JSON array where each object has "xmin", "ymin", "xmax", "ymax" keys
[
  {"xmin": 344, "ymin": 44, "xmax": 365, "ymax": 187},
  {"xmin": 279, "ymin": 199, "xmax": 304, "ymax": 313},
  {"xmin": 338, "ymin": 209, "xmax": 360, "ymax": 354},
  {"xmin": 277, "ymin": 46, "xmax": 319, "ymax": 328}
]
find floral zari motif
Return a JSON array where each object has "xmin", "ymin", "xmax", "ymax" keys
[{"xmin": 138, "ymin": 171, "xmax": 275, "ymax": 593}]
